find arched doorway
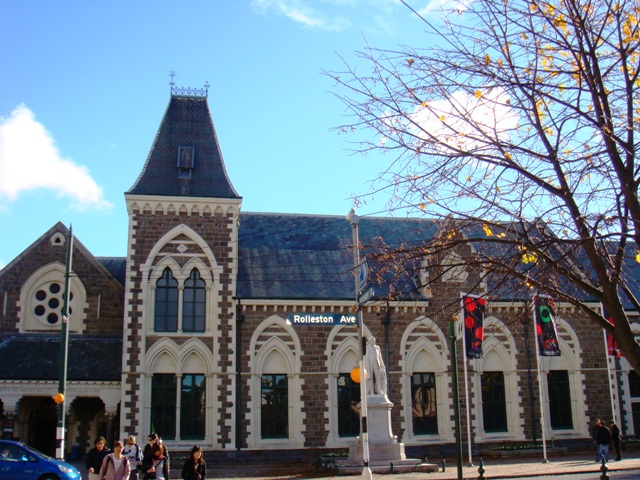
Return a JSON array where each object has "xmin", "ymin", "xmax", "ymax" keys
[{"xmin": 28, "ymin": 397, "xmax": 57, "ymax": 456}]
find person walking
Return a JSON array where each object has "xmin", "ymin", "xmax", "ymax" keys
[
  {"xmin": 181, "ymin": 445, "xmax": 206, "ymax": 480},
  {"xmin": 594, "ymin": 419, "xmax": 612, "ymax": 463},
  {"xmin": 86, "ymin": 436, "xmax": 111, "ymax": 480},
  {"xmin": 123, "ymin": 435, "xmax": 143, "ymax": 480},
  {"xmin": 99, "ymin": 440, "xmax": 131, "ymax": 480},
  {"xmin": 609, "ymin": 420, "xmax": 623, "ymax": 461},
  {"xmin": 142, "ymin": 433, "xmax": 157, "ymax": 472},
  {"xmin": 143, "ymin": 444, "xmax": 169, "ymax": 480}
]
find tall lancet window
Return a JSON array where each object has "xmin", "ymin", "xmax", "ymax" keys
[
  {"xmin": 183, "ymin": 268, "xmax": 206, "ymax": 332},
  {"xmin": 155, "ymin": 268, "xmax": 178, "ymax": 332},
  {"xmin": 177, "ymin": 146, "xmax": 195, "ymax": 178}
]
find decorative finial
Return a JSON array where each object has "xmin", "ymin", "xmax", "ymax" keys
[
  {"xmin": 204, "ymin": 81, "xmax": 210, "ymax": 97},
  {"xmin": 169, "ymin": 71, "xmax": 177, "ymax": 92}
]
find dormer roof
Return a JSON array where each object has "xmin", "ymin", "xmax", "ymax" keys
[{"xmin": 127, "ymin": 93, "xmax": 241, "ymax": 199}]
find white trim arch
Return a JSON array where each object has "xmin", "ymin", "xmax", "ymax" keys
[
  {"xmin": 143, "ymin": 228, "xmax": 219, "ymax": 335},
  {"xmin": 247, "ymin": 316, "xmax": 303, "ymax": 448},
  {"xmin": 19, "ymin": 262, "xmax": 88, "ymax": 332},
  {"xmin": 471, "ymin": 316, "xmax": 524, "ymax": 442},
  {"xmin": 326, "ymin": 327, "xmax": 362, "ymax": 447},
  {"xmin": 143, "ymin": 224, "xmax": 218, "ymax": 272},
  {"xmin": 400, "ymin": 317, "xmax": 453, "ymax": 444},
  {"xmin": 619, "ymin": 323, "xmax": 640, "ymax": 436},
  {"xmin": 537, "ymin": 319, "xmax": 588, "ymax": 439},
  {"xmin": 141, "ymin": 338, "xmax": 216, "ymax": 445}
]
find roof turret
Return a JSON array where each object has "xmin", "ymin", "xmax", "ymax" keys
[{"xmin": 127, "ymin": 87, "xmax": 240, "ymax": 199}]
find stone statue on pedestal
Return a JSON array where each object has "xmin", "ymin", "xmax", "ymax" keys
[{"xmin": 365, "ymin": 336, "xmax": 387, "ymax": 397}]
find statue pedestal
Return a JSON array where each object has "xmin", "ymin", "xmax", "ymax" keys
[{"xmin": 347, "ymin": 395, "xmax": 407, "ymax": 463}]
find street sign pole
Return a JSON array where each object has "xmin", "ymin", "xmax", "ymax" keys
[{"xmin": 347, "ymin": 209, "xmax": 372, "ymax": 480}]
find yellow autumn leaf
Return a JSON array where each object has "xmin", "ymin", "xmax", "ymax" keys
[
  {"xmin": 482, "ymin": 224, "xmax": 493, "ymax": 236},
  {"xmin": 439, "ymin": 114, "xmax": 446, "ymax": 121},
  {"xmin": 522, "ymin": 251, "xmax": 538, "ymax": 264},
  {"xmin": 505, "ymin": 152, "xmax": 512, "ymax": 160},
  {"xmin": 484, "ymin": 53, "xmax": 491, "ymax": 65},
  {"xmin": 407, "ymin": 58, "xmax": 415, "ymax": 66},
  {"xmin": 636, "ymin": 251, "xmax": 640, "ymax": 263},
  {"xmin": 475, "ymin": 90, "xmax": 482, "ymax": 99},
  {"xmin": 419, "ymin": 203, "xmax": 426, "ymax": 210}
]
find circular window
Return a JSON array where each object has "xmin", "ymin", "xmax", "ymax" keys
[{"xmin": 32, "ymin": 282, "xmax": 72, "ymax": 327}]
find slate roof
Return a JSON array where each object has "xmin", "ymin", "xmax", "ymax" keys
[
  {"xmin": 127, "ymin": 94, "xmax": 240, "ymax": 199},
  {"xmin": 97, "ymin": 257, "xmax": 126, "ymax": 287},
  {"xmin": 0, "ymin": 335, "xmax": 122, "ymax": 381},
  {"xmin": 236, "ymin": 212, "xmax": 439, "ymax": 300}
]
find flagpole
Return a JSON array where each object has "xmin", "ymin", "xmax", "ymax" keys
[
  {"xmin": 601, "ymin": 304, "xmax": 620, "ymax": 425},
  {"xmin": 460, "ymin": 293, "xmax": 473, "ymax": 466},
  {"xmin": 603, "ymin": 330, "xmax": 616, "ymax": 420},
  {"xmin": 532, "ymin": 296, "xmax": 548, "ymax": 463}
]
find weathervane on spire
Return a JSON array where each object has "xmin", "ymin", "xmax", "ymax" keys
[{"xmin": 168, "ymin": 71, "xmax": 209, "ymax": 98}]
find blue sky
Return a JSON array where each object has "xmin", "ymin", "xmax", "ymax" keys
[{"xmin": 0, "ymin": 0, "xmax": 445, "ymax": 268}]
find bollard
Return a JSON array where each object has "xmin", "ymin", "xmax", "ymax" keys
[
  {"xmin": 442, "ymin": 459, "xmax": 446, "ymax": 472},
  {"xmin": 390, "ymin": 461, "xmax": 394, "ymax": 474},
  {"xmin": 600, "ymin": 457, "xmax": 609, "ymax": 480},
  {"xmin": 478, "ymin": 458, "xmax": 485, "ymax": 480}
]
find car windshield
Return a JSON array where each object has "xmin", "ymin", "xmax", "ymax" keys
[{"xmin": 20, "ymin": 443, "xmax": 51, "ymax": 460}]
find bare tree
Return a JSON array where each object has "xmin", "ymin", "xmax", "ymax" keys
[{"xmin": 328, "ymin": 0, "xmax": 640, "ymax": 372}]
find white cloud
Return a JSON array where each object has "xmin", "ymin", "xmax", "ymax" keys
[
  {"xmin": 0, "ymin": 104, "xmax": 113, "ymax": 211},
  {"xmin": 408, "ymin": 87, "xmax": 518, "ymax": 153},
  {"xmin": 250, "ymin": 0, "xmax": 400, "ymax": 32},
  {"xmin": 417, "ymin": 0, "xmax": 471, "ymax": 15}
]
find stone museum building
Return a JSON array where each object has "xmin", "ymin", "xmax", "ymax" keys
[{"xmin": 0, "ymin": 87, "xmax": 638, "ymax": 459}]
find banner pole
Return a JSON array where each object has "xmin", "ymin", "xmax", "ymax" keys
[{"xmin": 532, "ymin": 296, "xmax": 548, "ymax": 463}]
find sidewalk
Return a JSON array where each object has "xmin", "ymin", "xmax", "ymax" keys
[
  {"xmin": 71, "ymin": 452, "xmax": 640, "ymax": 479},
  {"xmin": 205, "ymin": 453, "xmax": 640, "ymax": 479}
]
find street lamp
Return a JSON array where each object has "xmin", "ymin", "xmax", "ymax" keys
[
  {"xmin": 56, "ymin": 226, "xmax": 74, "ymax": 460},
  {"xmin": 346, "ymin": 209, "xmax": 372, "ymax": 480}
]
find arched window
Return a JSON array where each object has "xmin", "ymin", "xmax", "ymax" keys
[
  {"xmin": 183, "ymin": 269, "xmax": 206, "ymax": 332},
  {"xmin": 155, "ymin": 268, "xmax": 178, "ymax": 332}
]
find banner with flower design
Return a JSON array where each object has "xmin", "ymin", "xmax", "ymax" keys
[
  {"xmin": 462, "ymin": 295, "xmax": 486, "ymax": 359},
  {"xmin": 534, "ymin": 295, "xmax": 561, "ymax": 356}
]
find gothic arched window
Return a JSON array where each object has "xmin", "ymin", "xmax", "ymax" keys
[
  {"xmin": 183, "ymin": 268, "xmax": 206, "ymax": 332},
  {"xmin": 155, "ymin": 268, "xmax": 178, "ymax": 332}
]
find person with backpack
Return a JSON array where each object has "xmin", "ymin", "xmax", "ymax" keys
[
  {"xmin": 123, "ymin": 435, "xmax": 143, "ymax": 480},
  {"xmin": 99, "ymin": 440, "xmax": 131, "ymax": 480}
]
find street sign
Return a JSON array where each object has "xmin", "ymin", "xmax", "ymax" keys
[
  {"xmin": 287, "ymin": 313, "xmax": 358, "ymax": 326},
  {"xmin": 357, "ymin": 260, "xmax": 368, "ymax": 293},
  {"xmin": 358, "ymin": 285, "xmax": 375, "ymax": 304}
]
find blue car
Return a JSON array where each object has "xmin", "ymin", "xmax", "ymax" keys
[{"xmin": 0, "ymin": 440, "xmax": 81, "ymax": 480}]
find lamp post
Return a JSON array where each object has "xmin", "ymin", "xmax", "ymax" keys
[
  {"xmin": 347, "ymin": 209, "xmax": 372, "ymax": 480},
  {"xmin": 56, "ymin": 226, "xmax": 74, "ymax": 460}
]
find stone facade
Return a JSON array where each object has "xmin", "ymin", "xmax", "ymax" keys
[{"xmin": 0, "ymin": 92, "xmax": 637, "ymax": 462}]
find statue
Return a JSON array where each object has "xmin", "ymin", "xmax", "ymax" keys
[{"xmin": 365, "ymin": 336, "xmax": 388, "ymax": 397}]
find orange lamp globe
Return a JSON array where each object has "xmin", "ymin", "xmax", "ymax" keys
[
  {"xmin": 350, "ymin": 367, "xmax": 361, "ymax": 384},
  {"xmin": 53, "ymin": 393, "xmax": 65, "ymax": 404}
]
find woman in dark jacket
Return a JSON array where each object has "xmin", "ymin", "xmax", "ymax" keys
[
  {"xmin": 181, "ymin": 445, "xmax": 206, "ymax": 480},
  {"xmin": 144, "ymin": 444, "xmax": 169, "ymax": 480}
]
